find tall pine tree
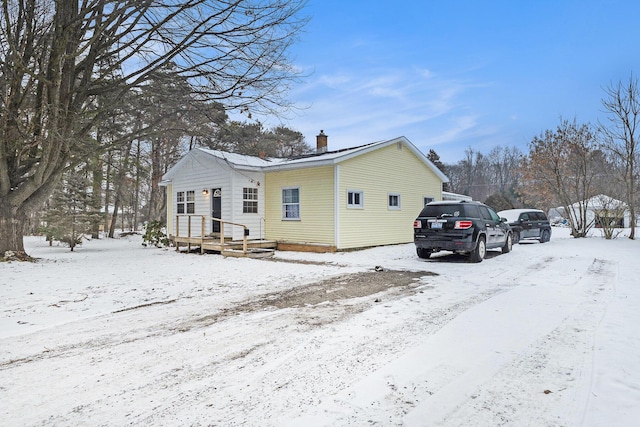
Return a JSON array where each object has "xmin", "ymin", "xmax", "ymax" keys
[{"xmin": 42, "ymin": 171, "xmax": 100, "ymax": 251}]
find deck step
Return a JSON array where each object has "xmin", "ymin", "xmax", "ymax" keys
[{"xmin": 222, "ymin": 248, "xmax": 275, "ymax": 258}]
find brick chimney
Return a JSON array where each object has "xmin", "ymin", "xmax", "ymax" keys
[{"xmin": 316, "ymin": 130, "xmax": 328, "ymax": 153}]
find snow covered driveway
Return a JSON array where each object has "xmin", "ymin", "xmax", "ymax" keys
[{"xmin": 1, "ymin": 229, "xmax": 639, "ymax": 426}]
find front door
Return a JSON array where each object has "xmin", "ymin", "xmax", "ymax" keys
[{"xmin": 211, "ymin": 188, "xmax": 222, "ymax": 233}]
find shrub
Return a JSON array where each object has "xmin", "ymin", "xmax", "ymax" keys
[{"xmin": 142, "ymin": 221, "xmax": 170, "ymax": 247}]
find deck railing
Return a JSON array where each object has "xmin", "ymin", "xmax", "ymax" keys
[{"xmin": 174, "ymin": 214, "xmax": 248, "ymax": 254}]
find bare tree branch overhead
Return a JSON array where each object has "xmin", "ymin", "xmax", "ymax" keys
[
  {"xmin": 0, "ymin": 0, "xmax": 308, "ymax": 256},
  {"xmin": 599, "ymin": 74, "xmax": 640, "ymax": 240}
]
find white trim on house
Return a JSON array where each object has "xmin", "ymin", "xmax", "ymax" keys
[
  {"xmin": 347, "ymin": 189, "xmax": 364, "ymax": 209},
  {"xmin": 388, "ymin": 192, "xmax": 401, "ymax": 210},
  {"xmin": 334, "ymin": 164, "xmax": 340, "ymax": 249},
  {"xmin": 281, "ymin": 186, "xmax": 301, "ymax": 220}
]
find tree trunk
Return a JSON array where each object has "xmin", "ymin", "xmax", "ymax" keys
[
  {"xmin": 146, "ymin": 139, "xmax": 164, "ymax": 223},
  {"xmin": 90, "ymin": 154, "xmax": 104, "ymax": 239},
  {"xmin": 108, "ymin": 142, "xmax": 133, "ymax": 238},
  {"xmin": 0, "ymin": 168, "xmax": 65, "ymax": 257},
  {"xmin": 628, "ymin": 159, "xmax": 636, "ymax": 239},
  {"xmin": 134, "ymin": 141, "xmax": 141, "ymax": 231},
  {"xmin": 631, "ymin": 209, "xmax": 636, "ymax": 239},
  {"xmin": 0, "ymin": 207, "xmax": 27, "ymax": 256},
  {"xmin": 104, "ymin": 151, "xmax": 112, "ymax": 234},
  {"xmin": 108, "ymin": 196, "xmax": 121, "ymax": 238}
]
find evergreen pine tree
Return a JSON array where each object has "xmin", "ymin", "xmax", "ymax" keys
[
  {"xmin": 427, "ymin": 149, "xmax": 449, "ymax": 192},
  {"xmin": 42, "ymin": 171, "xmax": 101, "ymax": 251}
]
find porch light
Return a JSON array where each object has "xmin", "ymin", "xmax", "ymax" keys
[{"xmin": 202, "ymin": 189, "xmax": 209, "ymax": 195}]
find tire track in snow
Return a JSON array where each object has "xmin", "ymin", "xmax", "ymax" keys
[
  {"xmin": 285, "ymin": 256, "xmax": 616, "ymax": 426},
  {"xmin": 3, "ymin": 240, "xmax": 620, "ymax": 426},
  {"xmin": 436, "ymin": 258, "xmax": 617, "ymax": 427}
]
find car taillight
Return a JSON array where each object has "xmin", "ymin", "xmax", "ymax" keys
[
  {"xmin": 455, "ymin": 220, "xmax": 473, "ymax": 229},
  {"xmin": 413, "ymin": 220, "xmax": 422, "ymax": 228}
]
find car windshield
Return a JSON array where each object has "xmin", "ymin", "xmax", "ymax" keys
[{"xmin": 498, "ymin": 210, "xmax": 523, "ymax": 222}]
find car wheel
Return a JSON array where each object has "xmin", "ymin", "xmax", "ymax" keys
[
  {"xmin": 502, "ymin": 233, "xmax": 513, "ymax": 253},
  {"xmin": 469, "ymin": 236, "xmax": 486, "ymax": 263},
  {"xmin": 512, "ymin": 231, "xmax": 520, "ymax": 244},
  {"xmin": 540, "ymin": 230, "xmax": 550, "ymax": 243},
  {"xmin": 416, "ymin": 248, "xmax": 432, "ymax": 259}
]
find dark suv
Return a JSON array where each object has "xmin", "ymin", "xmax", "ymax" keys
[
  {"xmin": 413, "ymin": 201, "xmax": 513, "ymax": 262},
  {"xmin": 497, "ymin": 209, "xmax": 552, "ymax": 244}
]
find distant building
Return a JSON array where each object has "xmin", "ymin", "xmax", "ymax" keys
[{"xmin": 442, "ymin": 191, "xmax": 472, "ymax": 202}]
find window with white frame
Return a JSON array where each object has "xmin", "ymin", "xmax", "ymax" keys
[
  {"xmin": 347, "ymin": 190, "xmax": 364, "ymax": 208},
  {"xmin": 388, "ymin": 193, "xmax": 401, "ymax": 210},
  {"xmin": 177, "ymin": 190, "xmax": 195, "ymax": 214},
  {"xmin": 424, "ymin": 196, "xmax": 435, "ymax": 206},
  {"xmin": 243, "ymin": 187, "xmax": 258, "ymax": 213},
  {"xmin": 282, "ymin": 187, "xmax": 300, "ymax": 219}
]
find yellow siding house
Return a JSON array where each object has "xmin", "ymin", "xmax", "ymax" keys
[
  {"xmin": 263, "ymin": 134, "xmax": 448, "ymax": 251},
  {"xmin": 161, "ymin": 132, "xmax": 448, "ymax": 252}
]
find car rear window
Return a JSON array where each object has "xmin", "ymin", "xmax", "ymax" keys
[
  {"xmin": 419, "ymin": 204, "xmax": 479, "ymax": 218},
  {"xmin": 532, "ymin": 212, "xmax": 548, "ymax": 221}
]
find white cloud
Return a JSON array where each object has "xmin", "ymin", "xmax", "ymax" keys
[{"xmin": 259, "ymin": 64, "xmax": 500, "ymax": 156}]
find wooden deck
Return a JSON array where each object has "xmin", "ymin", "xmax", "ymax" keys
[
  {"xmin": 172, "ymin": 236, "xmax": 277, "ymax": 258},
  {"xmin": 171, "ymin": 214, "xmax": 276, "ymax": 258}
]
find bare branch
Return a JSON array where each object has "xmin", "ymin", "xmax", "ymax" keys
[{"xmin": 0, "ymin": 0, "xmax": 309, "ymax": 254}]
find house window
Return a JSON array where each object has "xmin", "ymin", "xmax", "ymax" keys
[
  {"xmin": 347, "ymin": 190, "xmax": 364, "ymax": 208},
  {"xmin": 282, "ymin": 187, "xmax": 300, "ymax": 220},
  {"xmin": 243, "ymin": 187, "xmax": 258, "ymax": 214},
  {"xmin": 388, "ymin": 193, "xmax": 401, "ymax": 210},
  {"xmin": 424, "ymin": 196, "xmax": 435, "ymax": 206},
  {"xmin": 177, "ymin": 190, "xmax": 195, "ymax": 214}
]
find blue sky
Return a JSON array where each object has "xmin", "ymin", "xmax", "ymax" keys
[{"xmin": 262, "ymin": 0, "xmax": 640, "ymax": 163}]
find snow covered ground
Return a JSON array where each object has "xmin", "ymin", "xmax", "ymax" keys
[{"xmin": 1, "ymin": 227, "xmax": 639, "ymax": 426}]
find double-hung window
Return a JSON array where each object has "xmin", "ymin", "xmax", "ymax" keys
[
  {"xmin": 243, "ymin": 188, "xmax": 258, "ymax": 214},
  {"xmin": 177, "ymin": 190, "xmax": 195, "ymax": 214},
  {"xmin": 347, "ymin": 190, "xmax": 364, "ymax": 208},
  {"xmin": 282, "ymin": 187, "xmax": 300, "ymax": 219}
]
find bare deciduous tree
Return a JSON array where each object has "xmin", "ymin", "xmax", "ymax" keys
[
  {"xmin": 600, "ymin": 74, "xmax": 639, "ymax": 239},
  {"xmin": 0, "ymin": 0, "xmax": 308, "ymax": 257},
  {"xmin": 521, "ymin": 119, "xmax": 600, "ymax": 237},
  {"xmin": 447, "ymin": 147, "xmax": 491, "ymax": 201},
  {"xmin": 488, "ymin": 145, "xmax": 523, "ymax": 195}
]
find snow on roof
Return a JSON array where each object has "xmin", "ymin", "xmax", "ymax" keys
[
  {"xmin": 197, "ymin": 139, "xmax": 402, "ymax": 170},
  {"xmin": 554, "ymin": 195, "xmax": 628, "ymax": 211},
  {"xmin": 193, "ymin": 143, "xmax": 383, "ymax": 170},
  {"xmin": 196, "ymin": 148, "xmax": 282, "ymax": 168},
  {"xmin": 162, "ymin": 136, "xmax": 449, "ymax": 183},
  {"xmin": 263, "ymin": 140, "xmax": 384, "ymax": 169}
]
